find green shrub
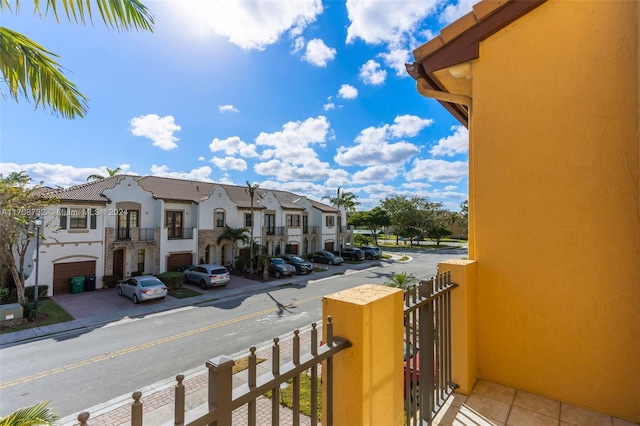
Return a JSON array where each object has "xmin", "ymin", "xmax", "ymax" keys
[
  {"xmin": 0, "ymin": 287, "xmax": 11, "ymax": 304},
  {"xmin": 24, "ymin": 285, "xmax": 49, "ymax": 301},
  {"xmin": 156, "ymin": 272, "xmax": 184, "ymax": 291},
  {"xmin": 102, "ymin": 275, "xmax": 119, "ymax": 288}
]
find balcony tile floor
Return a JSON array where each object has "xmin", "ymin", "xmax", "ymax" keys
[{"xmin": 433, "ymin": 380, "xmax": 639, "ymax": 426}]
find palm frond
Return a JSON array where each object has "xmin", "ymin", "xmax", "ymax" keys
[
  {"xmin": 0, "ymin": 27, "xmax": 88, "ymax": 118},
  {"xmin": 0, "ymin": 400, "xmax": 59, "ymax": 426}
]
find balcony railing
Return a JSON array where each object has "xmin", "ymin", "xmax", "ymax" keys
[
  {"xmin": 75, "ymin": 318, "xmax": 350, "ymax": 426},
  {"xmin": 168, "ymin": 227, "xmax": 194, "ymax": 240},
  {"xmin": 265, "ymin": 226, "xmax": 285, "ymax": 236},
  {"xmin": 116, "ymin": 228, "xmax": 155, "ymax": 241},
  {"xmin": 404, "ymin": 271, "xmax": 458, "ymax": 425}
]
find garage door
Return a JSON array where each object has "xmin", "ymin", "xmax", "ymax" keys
[
  {"xmin": 167, "ymin": 253, "xmax": 193, "ymax": 272},
  {"xmin": 53, "ymin": 261, "xmax": 96, "ymax": 294}
]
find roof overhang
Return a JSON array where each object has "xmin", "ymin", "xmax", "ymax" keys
[{"xmin": 407, "ymin": 0, "xmax": 547, "ymax": 127}]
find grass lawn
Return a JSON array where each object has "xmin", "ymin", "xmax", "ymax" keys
[
  {"xmin": 168, "ymin": 288, "xmax": 202, "ymax": 299},
  {"xmin": 264, "ymin": 373, "xmax": 322, "ymax": 419},
  {"xmin": 0, "ymin": 299, "xmax": 73, "ymax": 334}
]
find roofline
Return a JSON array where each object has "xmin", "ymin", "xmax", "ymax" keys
[{"xmin": 407, "ymin": 0, "xmax": 547, "ymax": 126}]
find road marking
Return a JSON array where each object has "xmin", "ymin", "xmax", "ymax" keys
[{"xmin": 0, "ymin": 294, "xmax": 322, "ymax": 389}]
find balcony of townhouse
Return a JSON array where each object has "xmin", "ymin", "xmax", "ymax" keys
[
  {"xmin": 167, "ymin": 227, "xmax": 195, "ymax": 240},
  {"xmin": 265, "ymin": 226, "xmax": 286, "ymax": 237},
  {"xmin": 114, "ymin": 227, "xmax": 157, "ymax": 243},
  {"xmin": 303, "ymin": 225, "xmax": 319, "ymax": 235}
]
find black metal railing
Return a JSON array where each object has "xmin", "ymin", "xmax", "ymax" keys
[
  {"xmin": 139, "ymin": 228, "xmax": 155, "ymax": 241},
  {"xmin": 404, "ymin": 271, "xmax": 458, "ymax": 425},
  {"xmin": 76, "ymin": 317, "xmax": 350, "ymax": 426},
  {"xmin": 168, "ymin": 227, "xmax": 194, "ymax": 240}
]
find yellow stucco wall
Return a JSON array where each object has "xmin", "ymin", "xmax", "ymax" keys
[{"xmin": 470, "ymin": 0, "xmax": 639, "ymax": 420}]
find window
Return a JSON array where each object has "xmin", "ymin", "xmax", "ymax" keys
[
  {"xmin": 118, "ymin": 210, "xmax": 139, "ymax": 239},
  {"xmin": 137, "ymin": 249, "xmax": 145, "ymax": 273},
  {"xmin": 70, "ymin": 208, "xmax": 87, "ymax": 229},
  {"xmin": 245, "ymin": 213, "xmax": 252, "ymax": 228},
  {"xmin": 302, "ymin": 215, "xmax": 308, "ymax": 233},
  {"xmin": 287, "ymin": 214, "xmax": 301, "ymax": 227},
  {"xmin": 59, "ymin": 208, "xmax": 68, "ymax": 229},
  {"xmin": 166, "ymin": 211, "xmax": 183, "ymax": 239},
  {"xmin": 326, "ymin": 215, "xmax": 335, "ymax": 227},
  {"xmin": 266, "ymin": 214, "xmax": 275, "ymax": 235},
  {"xmin": 215, "ymin": 211, "xmax": 225, "ymax": 228}
]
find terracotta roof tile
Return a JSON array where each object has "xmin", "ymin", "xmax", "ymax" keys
[{"xmin": 440, "ymin": 11, "xmax": 478, "ymax": 44}]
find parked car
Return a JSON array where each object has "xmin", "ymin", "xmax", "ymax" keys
[
  {"xmin": 278, "ymin": 254, "xmax": 313, "ymax": 275},
  {"xmin": 359, "ymin": 246, "xmax": 382, "ymax": 260},
  {"xmin": 175, "ymin": 264, "xmax": 195, "ymax": 272},
  {"xmin": 184, "ymin": 264, "xmax": 230, "ymax": 289},
  {"xmin": 309, "ymin": 251, "xmax": 344, "ymax": 265},
  {"xmin": 268, "ymin": 258, "xmax": 297, "ymax": 278},
  {"xmin": 118, "ymin": 275, "xmax": 167, "ymax": 304},
  {"xmin": 338, "ymin": 247, "xmax": 365, "ymax": 261}
]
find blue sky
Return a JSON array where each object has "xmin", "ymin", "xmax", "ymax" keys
[{"xmin": 0, "ymin": 0, "xmax": 473, "ymax": 211}]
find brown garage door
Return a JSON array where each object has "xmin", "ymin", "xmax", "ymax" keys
[
  {"xmin": 53, "ymin": 261, "xmax": 96, "ymax": 294},
  {"xmin": 167, "ymin": 253, "xmax": 193, "ymax": 272}
]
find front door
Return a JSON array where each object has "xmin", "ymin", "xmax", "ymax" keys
[{"xmin": 113, "ymin": 249, "xmax": 125, "ymax": 279}]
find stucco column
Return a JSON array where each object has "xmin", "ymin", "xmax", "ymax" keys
[
  {"xmin": 439, "ymin": 259, "xmax": 477, "ymax": 394},
  {"xmin": 322, "ymin": 284, "xmax": 404, "ymax": 426}
]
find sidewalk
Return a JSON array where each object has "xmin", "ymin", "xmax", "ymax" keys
[
  {"xmin": 59, "ymin": 325, "xmax": 322, "ymax": 426},
  {"xmin": 2, "ymin": 260, "xmax": 393, "ymax": 426}
]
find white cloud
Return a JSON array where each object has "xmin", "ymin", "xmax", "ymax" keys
[
  {"xmin": 255, "ymin": 116, "xmax": 331, "ymax": 164},
  {"xmin": 0, "ymin": 162, "xmax": 134, "ymax": 188},
  {"xmin": 219, "ymin": 104, "xmax": 239, "ymax": 113},
  {"xmin": 405, "ymin": 159, "xmax": 468, "ymax": 183},
  {"xmin": 130, "ymin": 114, "xmax": 181, "ymax": 150},
  {"xmin": 359, "ymin": 60, "xmax": 386, "ymax": 85},
  {"xmin": 352, "ymin": 165, "xmax": 398, "ymax": 183},
  {"xmin": 292, "ymin": 36, "xmax": 305, "ymax": 53},
  {"xmin": 254, "ymin": 158, "xmax": 337, "ymax": 181},
  {"xmin": 205, "ymin": 0, "xmax": 323, "ymax": 50},
  {"xmin": 210, "ymin": 156, "xmax": 248, "ymax": 171},
  {"xmin": 337, "ymin": 84, "xmax": 358, "ymax": 99},
  {"xmin": 302, "ymin": 39, "xmax": 336, "ymax": 67},
  {"xmin": 440, "ymin": 0, "xmax": 476, "ymax": 25},
  {"xmin": 444, "ymin": 185, "xmax": 458, "ymax": 191},
  {"xmin": 150, "ymin": 165, "xmax": 213, "ymax": 181},
  {"xmin": 379, "ymin": 48, "xmax": 411, "ymax": 76},
  {"xmin": 323, "ymin": 102, "xmax": 336, "ymax": 111},
  {"xmin": 209, "ymin": 136, "xmax": 259, "ymax": 157},
  {"xmin": 345, "ymin": 0, "xmax": 439, "ymax": 46},
  {"xmin": 335, "ymin": 114, "xmax": 431, "ymax": 167},
  {"xmin": 389, "ymin": 114, "xmax": 433, "ymax": 137},
  {"xmin": 430, "ymin": 126, "xmax": 469, "ymax": 156}
]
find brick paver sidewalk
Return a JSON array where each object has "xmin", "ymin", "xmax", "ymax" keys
[{"xmin": 68, "ymin": 325, "xmax": 322, "ymax": 426}]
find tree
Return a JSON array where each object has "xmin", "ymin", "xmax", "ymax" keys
[
  {"xmin": 86, "ymin": 166, "xmax": 123, "ymax": 181},
  {"xmin": 216, "ymin": 226, "xmax": 249, "ymax": 268},
  {"xmin": 427, "ymin": 223, "xmax": 452, "ymax": 246},
  {"xmin": 348, "ymin": 207, "xmax": 390, "ymax": 246},
  {"xmin": 0, "ymin": 400, "xmax": 59, "ymax": 425},
  {"xmin": 0, "ymin": 172, "xmax": 56, "ymax": 304},
  {"xmin": 385, "ymin": 271, "xmax": 418, "ymax": 290},
  {"xmin": 1, "ymin": 0, "xmax": 154, "ymax": 119},
  {"xmin": 380, "ymin": 195, "xmax": 422, "ymax": 245},
  {"xmin": 245, "ymin": 181, "xmax": 262, "ymax": 273},
  {"xmin": 255, "ymin": 245, "xmax": 272, "ymax": 281},
  {"xmin": 323, "ymin": 187, "xmax": 359, "ymax": 254}
]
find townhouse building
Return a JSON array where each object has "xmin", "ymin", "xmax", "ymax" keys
[{"xmin": 23, "ymin": 175, "xmax": 343, "ymax": 296}]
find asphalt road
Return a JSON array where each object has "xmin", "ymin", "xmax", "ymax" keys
[{"xmin": 0, "ymin": 248, "xmax": 465, "ymax": 417}]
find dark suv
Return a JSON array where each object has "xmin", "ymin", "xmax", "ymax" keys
[
  {"xmin": 268, "ymin": 258, "xmax": 296, "ymax": 278},
  {"xmin": 278, "ymin": 254, "xmax": 313, "ymax": 275},
  {"xmin": 309, "ymin": 250, "xmax": 344, "ymax": 265},
  {"xmin": 338, "ymin": 247, "xmax": 365, "ymax": 261},
  {"xmin": 359, "ymin": 246, "xmax": 382, "ymax": 260}
]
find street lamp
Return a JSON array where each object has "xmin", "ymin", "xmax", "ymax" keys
[{"xmin": 33, "ymin": 217, "xmax": 43, "ymax": 317}]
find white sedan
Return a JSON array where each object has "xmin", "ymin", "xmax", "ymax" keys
[{"xmin": 118, "ymin": 276, "xmax": 168, "ymax": 304}]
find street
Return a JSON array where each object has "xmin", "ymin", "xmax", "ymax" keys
[{"xmin": 0, "ymin": 249, "xmax": 465, "ymax": 418}]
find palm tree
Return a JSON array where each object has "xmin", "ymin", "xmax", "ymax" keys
[
  {"xmin": 216, "ymin": 226, "xmax": 249, "ymax": 269},
  {"xmin": 385, "ymin": 271, "xmax": 418, "ymax": 290},
  {"xmin": 0, "ymin": 400, "xmax": 59, "ymax": 425},
  {"xmin": 86, "ymin": 166, "xmax": 123, "ymax": 181},
  {"xmin": 245, "ymin": 181, "xmax": 262, "ymax": 273},
  {"xmin": 323, "ymin": 187, "xmax": 360, "ymax": 256},
  {"xmin": 255, "ymin": 245, "xmax": 272, "ymax": 281},
  {"xmin": 0, "ymin": 0, "xmax": 154, "ymax": 119}
]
